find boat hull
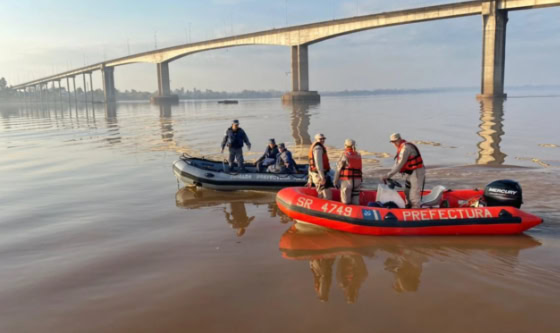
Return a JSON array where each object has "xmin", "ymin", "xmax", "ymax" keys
[
  {"xmin": 173, "ymin": 156, "xmax": 309, "ymax": 191},
  {"xmin": 276, "ymin": 187, "xmax": 543, "ymax": 236}
]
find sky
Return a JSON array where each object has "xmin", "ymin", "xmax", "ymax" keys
[{"xmin": 1, "ymin": 0, "xmax": 559, "ymax": 92}]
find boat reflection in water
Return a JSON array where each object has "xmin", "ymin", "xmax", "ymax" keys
[
  {"xmin": 175, "ymin": 187, "xmax": 289, "ymax": 236},
  {"xmin": 279, "ymin": 223, "xmax": 541, "ymax": 302}
]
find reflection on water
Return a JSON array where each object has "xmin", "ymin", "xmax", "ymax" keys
[
  {"xmin": 2, "ymin": 94, "xmax": 560, "ymax": 332},
  {"xmin": 159, "ymin": 104, "xmax": 174, "ymax": 143},
  {"xmin": 283, "ymin": 101, "xmax": 315, "ymax": 146},
  {"xmin": 335, "ymin": 255, "xmax": 368, "ymax": 303},
  {"xmin": 384, "ymin": 249, "xmax": 426, "ymax": 293},
  {"xmin": 105, "ymin": 103, "xmax": 121, "ymax": 144},
  {"xmin": 477, "ymin": 98, "xmax": 506, "ymax": 165},
  {"xmin": 224, "ymin": 202, "xmax": 255, "ymax": 237},
  {"xmin": 280, "ymin": 223, "xmax": 541, "ymax": 302},
  {"xmin": 175, "ymin": 187, "xmax": 283, "ymax": 236}
]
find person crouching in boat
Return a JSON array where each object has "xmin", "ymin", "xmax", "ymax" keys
[
  {"xmin": 306, "ymin": 133, "xmax": 333, "ymax": 200},
  {"xmin": 334, "ymin": 139, "xmax": 362, "ymax": 205},
  {"xmin": 221, "ymin": 119, "xmax": 251, "ymax": 172},
  {"xmin": 255, "ymin": 138, "xmax": 279, "ymax": 172},
  {"xmin": 267, "ymin": 143, "xmax": 297, "ymax": 174},
  {"xmin": 382, "ymin": 133, "xmax": 425, "ymax": 208}
]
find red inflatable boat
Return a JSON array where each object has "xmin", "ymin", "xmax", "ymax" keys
[{"xmin": 276, "ymin": 186, "xmax": 543, "ymax": 236}]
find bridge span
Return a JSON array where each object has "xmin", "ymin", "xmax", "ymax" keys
[{"xmin": 11, "ymin": 0, "xmax": 560, "ymax": 103}]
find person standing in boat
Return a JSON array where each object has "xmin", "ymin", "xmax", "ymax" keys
[
  {"xmin": 382, "ymin": 133, "xmax": 426, "ymax": 208},
  {"xmin": 221, "ymin": 119, "xmax": 251, "ymax": 172},
  {"xmin": 267, "ymin": 143, "xmax": 297, "ymax": 174},
  {"xmin": 255, "ymin": 138, "xmax": 278, "ymax": 172},
  {"xmin": 306, "ymin": 133, "xmax": 332, "ymax": 200},
  {"xmin": 334, "ymin": 139, "xmax": 362, "ymax": 205}
]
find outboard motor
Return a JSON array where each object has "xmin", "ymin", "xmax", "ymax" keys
[{"xmin": 483, "ymin": 179, "xmax": 523, "ymax": 208}]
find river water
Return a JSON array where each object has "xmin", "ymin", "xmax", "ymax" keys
[{"xmin": 1, "ymin": 91, "xmax": 559, "ymax": 332}]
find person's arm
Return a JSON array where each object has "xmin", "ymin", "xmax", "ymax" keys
[
  {"xmin": 333, "ymin": 154, "xmax": 346, "ymax": 185},
  {"xmin": 255, "ymin": 147, "xmax": 267, "ymax": 164},
  {"xmin": 386, "ymin": 145, "xmax": 412, "ymax": 178},
  {"xmin": 287, "ymin": 153, "xmax": 297, "ymax": 172},
  {"xmin": 242, "ymin": 129, "xmax": 251, "ymax": 150},
  {"xmin": 314, "ymin": 146, "xmax": 325, "ymax": 179},
  {"xmin": 280, "ymin": 152, "xmax": 288, "ymax": 166},
  {"xmin": 221, "ymin": 130, "xmax": 228, "ymax": 151}
]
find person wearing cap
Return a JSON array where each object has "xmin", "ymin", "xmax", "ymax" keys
[
  {"xmin": 221, "ymin": 119, "xmax": 251, "ymax": 172},
  {"xmin": 382, "ymin": 133, "xmax": 425, "ymax": 208},
  {"xmin": 334, "ymin": 139, "xmax": 362, "ymax": 205},
  {"xmin": 306, "ymin": 133, "xmax": 332, "ymax": 200},
  {"xmin": 255, "ymin": 138, "xmax": 279, "ymax": 172},
  {"xmin": 267, "ymin": 143, "xmax": 297, "ymax": 174}
]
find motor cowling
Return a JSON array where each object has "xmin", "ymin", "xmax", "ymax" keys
[{"xmin": 483, "ymin": 179, "xmax": 523, "ymax": 208}]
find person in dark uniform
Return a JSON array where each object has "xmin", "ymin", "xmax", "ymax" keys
[
  {"xmin": 221, "ymin": 119, "xmax": 251, "ymax": 172},
  {"xmin": 267, "ymin": 143, "xmax": 297, "ymax": 174},
  {"xmin": 255, "ymin": 138, "xmax": 278, "ymax": 172}
]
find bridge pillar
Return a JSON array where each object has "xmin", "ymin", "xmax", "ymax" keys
[
  {"xmin": 152, "ymin": 62, "xmax": 179, "ymax": 104},
  {"xmin": 282, "ymin": 45, "xmax": 320, "ymax": 103},
  {"xmin": 57, "ymin": 80, "xmax": 62, "ymax": 102},
  {"xmin": 477, "ymin": 2, "xmax": 507, "ymax": 99},
  {"xmin": 102, "ymin": 66, "xmax": 116, "ymax": 103},
  {"xmin": 89, "ymin": 72, "xmax": 94, "ymax": 103}
]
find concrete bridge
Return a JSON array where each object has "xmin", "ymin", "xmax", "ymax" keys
[{"xmin": 12, "ymin": 0, "xmax": 560, "ymax": 103}]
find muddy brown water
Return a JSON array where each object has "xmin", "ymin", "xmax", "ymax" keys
[{"xmin": 1, "ymin": 92, "xmax": 559, "ymax": 332}]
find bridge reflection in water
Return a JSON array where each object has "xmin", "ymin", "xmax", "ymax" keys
[
  {"xmin": 283, "ymin": 100, "xmax": 317, "ymax": 161},
  {"xmin": 104, "ymin": 102, "xmax": 121, "ymax": 144},
  {"xmin": 283, "ymin": 101, "xmax": 316, "ymax": 146},
  {"xmin": 279, "ymin": 223, "xmax": 540, "ymax": 303},
  {"xmin": 477, "ymin": 98, "xmax": 506, "ymax": 165},
  {"xmin": 159, "ymin": 103, "xmax": 174, "ymax": 143}
]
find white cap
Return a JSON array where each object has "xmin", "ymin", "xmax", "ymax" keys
[
  {"xmin": 390, "ymin": 133, "xmax": 401, "ymax": 142},
  {"xmin": 344, "ymin": 138, "xmax": 355, "ymax": 147},
  {"xmin": 314, "ymin": 133, "xmax": 326, "ymax": 141}
]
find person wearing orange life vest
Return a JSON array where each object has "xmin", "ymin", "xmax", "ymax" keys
[
  {"xmin": 334, "ymin": 139, "xmax": 362, "ymax": 205},
  {"xmin": 306, "ymin": 133, "xmax": 332, "ymax": 200},
  {"xmin": 382, "ymin": 133, "xmax": 426, "ymax": 208}
]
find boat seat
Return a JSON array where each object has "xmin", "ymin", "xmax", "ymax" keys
[{"xmin": 420, "ymin": 185, "xmax": 447, "ymax": 207}]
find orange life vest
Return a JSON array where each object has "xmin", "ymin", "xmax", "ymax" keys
[
  {"xmin": 340, "ymin": 148, "xmax": 362, "ymax": 180},
  {"xmin": 308, "ymin": 141, "xmax": 330, "ymax": 173},
  {"xmin": 395, "ymin": 140, "xmax": 424, "ymax": 174}
]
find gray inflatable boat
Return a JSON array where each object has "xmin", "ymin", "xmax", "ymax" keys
[{"xmin": 173, "ymin": 154, "xmax": 309, "ymax": 191}]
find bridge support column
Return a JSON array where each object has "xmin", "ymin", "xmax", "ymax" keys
[
  {"xmin": 66, "ymin": 77, "xmax": 71, "ymax": 105},
  {"xmin": 72, "ymin": 76, "xmax": 78, "ymax": 105},
  {"xmin": 477, "ymin": 2, "xmax": 507, "ymax": 99},
  {"xmin": 151, "ymin": 62, "xmax": 179, "ymax": 104},
  {"xmin": 282, "ymin": 45, "xmax": 320, "ymax": 103},
  {"xmin": 102, "ymin": 66, "xmax": 116, "ymax": 103},
  {"xmin": 89, "ymin": 73, "xmax": 94, "ymax": 103},
  {"xmin": 58, "ymin": 80, "xmax": 62, "ymax": 102},
  {"xmin": 83, "ymin": 73, "xmax": 88, "ymax": 103}
]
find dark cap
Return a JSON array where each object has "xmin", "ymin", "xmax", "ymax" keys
[
  {"xmin": 232, "ymin": 119, "xmax": 239, "ymax": 124},
  {"xmin": 269, "ymin": 138, "xmax": 276, "ymax": 144},
  {"xmin": 278, "ymin": 143, "xmax": 286, "ymax": 149}
]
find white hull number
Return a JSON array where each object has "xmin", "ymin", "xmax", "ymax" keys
[{"xmin": 296, "ymin": 197, "xmax": 353, "ymax": 217}]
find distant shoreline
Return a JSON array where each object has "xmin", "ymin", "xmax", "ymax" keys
[{"xmin": 1, "ymin": 85, "xmax": 559, "ymax": 103}]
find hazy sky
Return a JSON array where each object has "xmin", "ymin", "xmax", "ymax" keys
[{"xmin": 1, "ymin": 0, "xmax": 559, "ymax": 92}]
